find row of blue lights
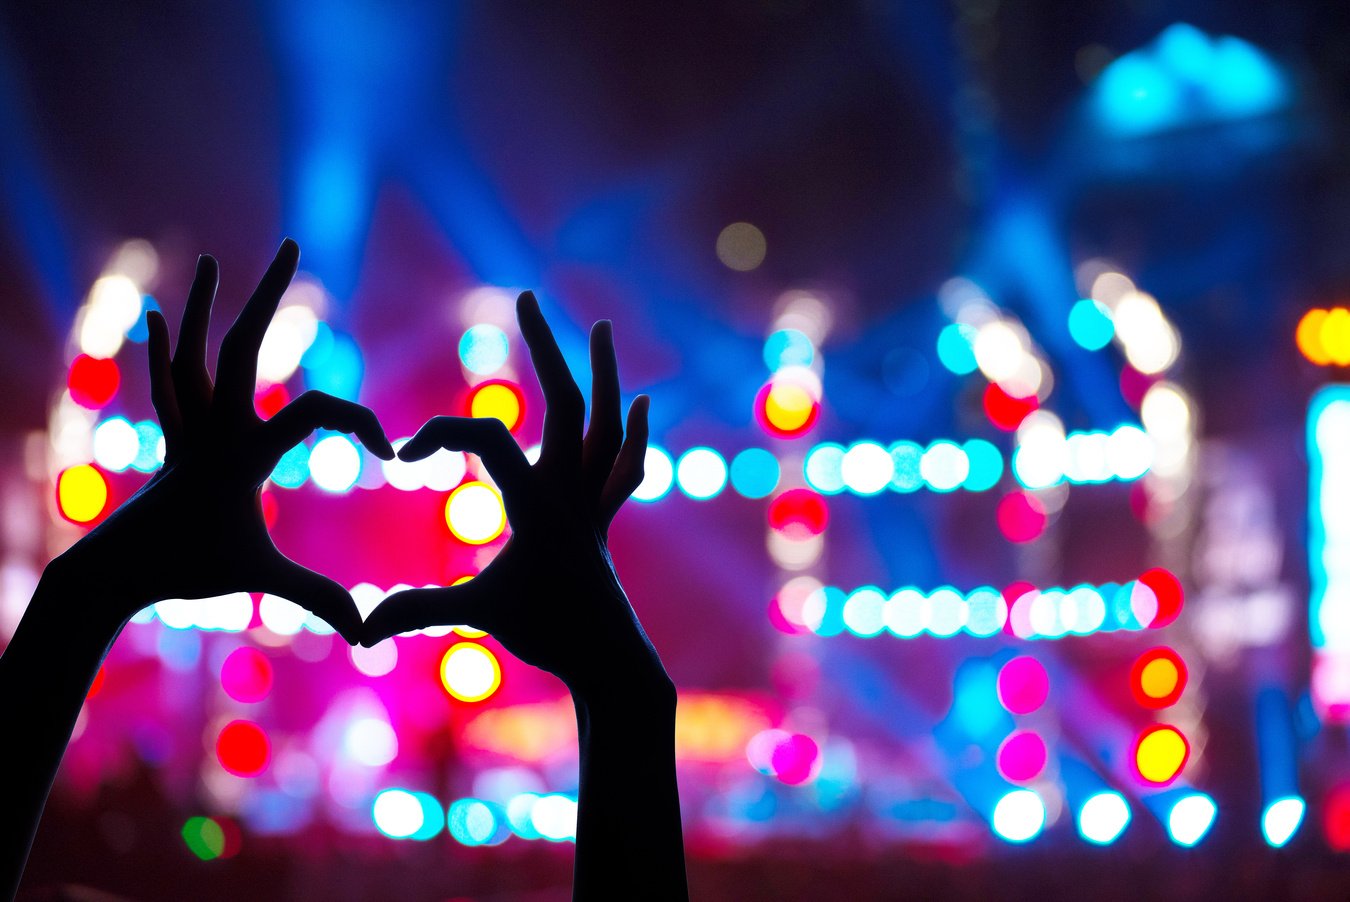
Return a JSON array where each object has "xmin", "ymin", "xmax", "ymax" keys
[
  {"xmin": 987, "ymin": 787, "xmax": 1219, "ymax": 847},
  {"xmin": 807, "ymin": 582, "xmax": 1160, "ymax": 640},
  {"xmin": 372, "ymin": 788, "xmax": 578, "ymax": 845},
  {"xmin": 88, "ymin": 412, "xmax": 1151, "ymax": 502}
]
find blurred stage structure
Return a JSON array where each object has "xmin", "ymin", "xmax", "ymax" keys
[{"xmin": 3, "ymin": 3, "xmax": 1350, "ymax": 898}]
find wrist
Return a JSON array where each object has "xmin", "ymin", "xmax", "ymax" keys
[
  {"xmin": 31, "ymin": 551, "xmax": 133, "ymax": 643},
  {"xmin": 571, "ymin": 666, "xmax": 677, "ymax": 721}
]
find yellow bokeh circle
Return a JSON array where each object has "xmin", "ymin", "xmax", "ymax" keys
[
  {"xmin": 58, "ymin": 464, "xmax": 108, "ymax": 523},
  {"xmin": 1297, "ymin": 307, "xmax": 1350, "ymax": 366},
  {"xmin": 1134, "ymin": 725, "xmax": 1189, "ymax": 785},
  {"xmin": 439, "ymin": 642, "xmax": 502, "ymax": 703},
  {"xmin": 469, "ymin": 382, "xmax": 524, "ymax": 432},
  {"xmin": 1140, "ymin": 657, "xmax": 1180, "ymax": 700},
  {"xmin": 444, "ymin": 481, "xmax": 507, "ymax": 545}
]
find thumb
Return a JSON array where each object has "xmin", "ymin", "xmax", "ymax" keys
[
  {"xmin": 257, "ymin": 554, "xmax": 363, "ymax": 646},
  {"xmin": 361, "ymin": 574, "xmax": 499, "ymax": 647}
]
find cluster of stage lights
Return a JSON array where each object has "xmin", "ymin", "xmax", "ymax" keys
[
  {"xmin": 371, "ymin": 788, "xmax": 578, "ymax": 845},
  {"xmin": 985, "ymin": 656, "xmax": 1057, "ymax": 844},
  {"xmin": 69, "ymin": 417, "xmax": 1155, "ymax": 532},
  {"xmin": 935, "ymin": 270, "xmax": 1184, "ymax": 496},
  {"xmin": 1307, "ymin": 368, "xmax": 1350, "ymax": 719},
  {"xmin": 57, "ymin": 256, "xmax": 1162, "ymax": 532},
  {"xmin": 52, "ymin": 247, "xmax": 1224, "ymax": 851},
  {"xmin": 980, "ymin": 654, "xmax": 1214, "ymax": 847},
  {"xmin": 780, "ymin": 569, "xmax": 1183, "ymax": 641},
  {"xmin": 985, "ymin": 781, "xmax": 1216, "ymax": 848},
  {"xmin": 128, "ymin": 589, "xmax": 504, "ymax": 700}
]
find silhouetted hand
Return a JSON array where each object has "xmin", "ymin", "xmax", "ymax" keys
[
  {"xmin": 362, "ymin": 292, "xmax": 664, "ymax": 697},
  {"xmin": 51, "ymin": 240, "xmax": 394, "ymax": 644}
]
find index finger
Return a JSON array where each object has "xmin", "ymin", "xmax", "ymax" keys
[
  {"xmin": 215, "ymin": 239, "xmax": 300, "ymax": 409},
  {"xmin": 517, "ymin": 291, "xmax": 585, "ymax": 472}
]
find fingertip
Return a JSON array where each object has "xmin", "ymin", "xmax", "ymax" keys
[
  {"xmin": 517, "ymin": 290, "xmax": 540, "ymax": 320},
  {"xmin": 397, "ymin": 443, "xmax": 428, "ymax": 462},
  {"xmin": 280, "ymin": 236, "xmax": 299, "ymax": 257}
]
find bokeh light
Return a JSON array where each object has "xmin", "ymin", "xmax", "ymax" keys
[
  {"xmin": 842, "ymin": 587, "xmax": 887, "ymax": 637},
  {"xmin": 936, "ymin": 322, "xmax": 978, "ymax": 375},
  {"xmin": 445, "ymin": 481, "xmax": 507, "ymax": 544},
  {"xmin": 716, "ymin": 222, "xmax": 767, "ymax": 271},
  {"xmin": 530, "ymin": 794, "xmax": 579, "ymax": 841},
  {"xmin": 767, "ymin": 488, "xmax": 828, "ymax": 537},
  {"xmin": 996, "ymin": 730, "xmax": 1048, "ymax": 783},
  {"xmin": 440, "ymin": 642, "xmax": 502, "ymax": 703},
  {"xmin": 632, "ymin": 446, "xmax": 675, "ymax": 501},
  {"xmin": 181, "ymin": 816, "xmax": 241, "ymax": 861},
  {"xmin": 919, "ymin": 441, "xmax": 969, "ymax": 492},
  {"xmin": 448, "ymin": 798, "xmax": 506, "ymax": 846},
  {"xmin": 1297, "ymin": 307, "xmax": 1350, "ymax": 366},
  {"xmin": 983, "ymin": 383, "xmax": 1038, "ymax": 432},
  {"xmin": 216, "ymin": 720, "xmax": 271, "ymax": 777},
  {"xmin": 270, "ymin": 442, "xmax": 310, "ymax": 489},
  {"xmin": 997, "ymin": 491, "xmax": 1047, "ymax": 543},
  {"xmin": 92, "ymin": 416, "xmax": 139, "ymax": 472},
  {"xmin": 676, "ymin": 447, "xmax": 728, "ymax": 499},
  {"xmin": 889, "ymin": 441, "xmax": 924, "ymax": 492},
  {"xmin": 763, "ymin": 328, "xmax": 815, "ymax": 370},
  {"xmin": 997, "ymin": 657, "xmax": 1049, "ymax": 714},
  {"xmin": 1166, "ymin": 792, "xmax": 1217, "ymax": 847},
  {"xmin": 961, "ymin": 439, "xmax": 1004, "ymax": 491},
  {"xmin": 729, "ymin": 448, "xmax": 780, "ymax": 499},
  {"xmin": 343, "ymin": 716, "xmax": 398, "ymax": 767},
  {"xmin": 991, "ymin": 789, "xmax": 1047, "ymax": 843},
  {"xmin": 220, "ymin": 647, "xmax": 273, "ymax": 703},
  {"xmin": 1130, "ymin": 646, "xmax": 1187, "ymax": 708},
  {"xmin": 459, "ymin": 323, "xmax": 511, "ymax": 375},
  {"xmin": 804, "ymin": 443, "xmax": 846, "ymax": 494},
  {"xmin": 308, "ymin": 434, "xmax": 362, "ymax": 493},
  {"xmin": 1138, "ymin": 567, "xmax": 1184, "ymax": 628},
  {"xmin": 258, "ymin": 304, "xmax": 319, "ymax": 384},
  {"xmin": 1078, "ymin": 792, "xmax": 1131, "ymax": 845},
  {"xmin": 468, "ymin": 380, "xmax": 525, "ymax": 432},
  {"xmin": 1262, "ymin": 796, "xmax": 1305, "ymax": 848},
  {"xmin": 372, "ymin": 789, "xmax": 424, "ymax": 839},
  {"xmin": 1324, "ymin": 784, "xmax": 1350, "ymax": 850},
  {"xmin": 839, "ymin": 441, "xmax": 893, "ymax": 495},
  {"xmin": 1068, "ymin": 298, "xmax": 1116, "ymax": 351},
  {"xmin": 1133, "ymin": 724, "xmax": 1189, "ymax": 785},
  {"xmin": 57, "ymin": 464, "xmax": 108, "ymax": 523},
  {"xmin": 755, "ymin": 378, "xmax": 820, "ymax": 438},
  {"xmin": 67, "ymin": 354, "xmax": 120, "ymax": 409}
]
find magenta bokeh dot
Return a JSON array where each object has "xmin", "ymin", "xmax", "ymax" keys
[
  {"xmin": 220, "ymin": 646, "xmax": 274, "ymax": 704},
  {"xmin": 771, "ymin": 733, "xmax": 820, "ymax": 785},
  {"xmin": 997, "ymin": 730, "xmax": 1048, "ymax": 783},
  {"xmin": 997, "ymin": 656, "xmax": 1049, "ymax": 715}
]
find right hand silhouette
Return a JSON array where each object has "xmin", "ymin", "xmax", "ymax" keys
[{"xmin": 362, "ymin": 292, "xmax": 669, "ymax": 699}]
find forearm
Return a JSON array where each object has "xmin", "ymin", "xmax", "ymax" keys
[
  {"xmin": 571, "ymin": 676, "xmax": 687, "ymax": 902},
  {"xmin": 0, "ymin": 563, "xmax": 127, "ymax": 901}
]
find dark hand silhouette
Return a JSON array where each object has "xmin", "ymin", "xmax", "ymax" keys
[
  {"xmin": 361, "ymin": 291, "xmax": 663, "ymax": 692},
  {"xmin": 362, "ymin": 292, "xmax": 686, "ymax": 899},
  {"xmin": 1, "ymin": 240, "xmax": 396, "ymax": 899},
  {"xmin": 52, "ymin": 239, "xmax": 393, "ymax": 643}
]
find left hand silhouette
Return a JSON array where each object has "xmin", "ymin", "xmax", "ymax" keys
[{"xmin": 51, "ymin": 240, "xmax": 394, "ymax": 644}]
